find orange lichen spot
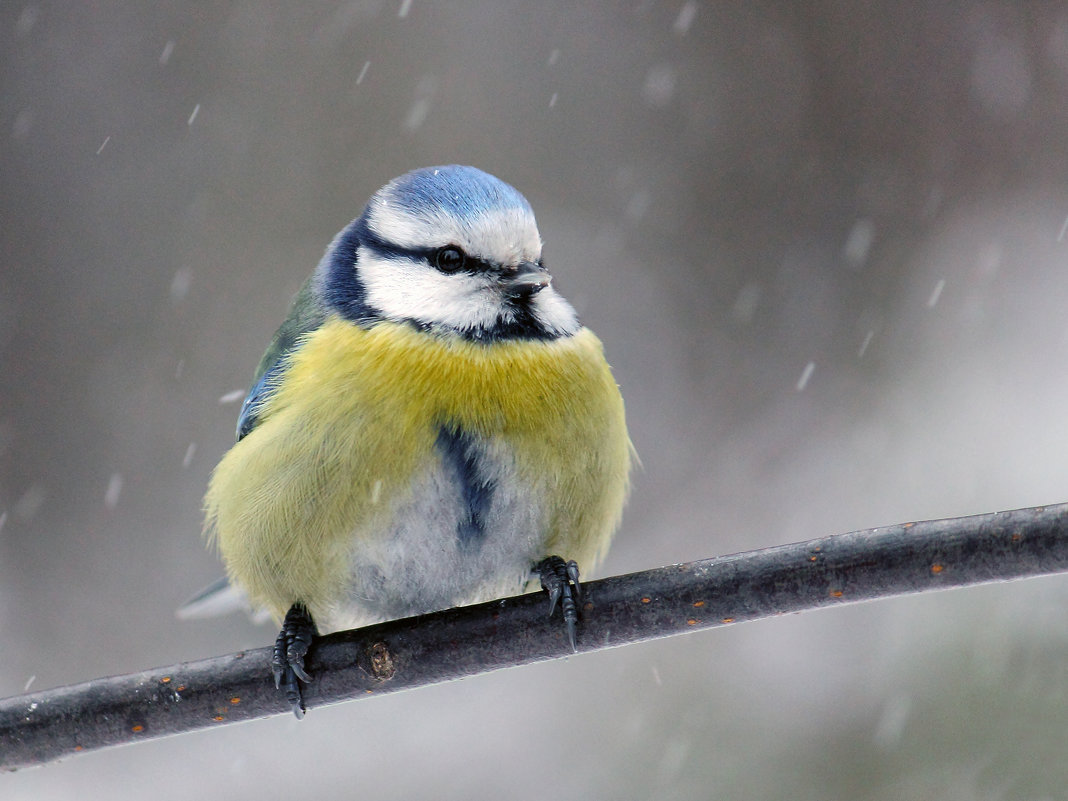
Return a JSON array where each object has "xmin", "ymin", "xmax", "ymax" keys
[
  {"xmin": 213, "ymin": 715, "xmax": 225, "ymax": 721},
  {"xmin": 176, "ymin": 685, "xmax": 187, "ymax": 692},
  {"xmin": 230, "ymin": 697, "xmax": 241, "ymax": 705},
  {"xmin": 930, "ymin": 563, "xmax": 944, "ymax": 574},
  {"xmin": 693, "ymin": 600, "xmax": 705, "ymax": 608},
  {"xmin": 809, "ymin": 556, "xmax": 818, "ymax": 562},
  {"xmin": 721, "ymin": 617, "xmax": 734, "ymax": 624},
  {"xmin": 640, "ymin": 597, "xmax": 652, "ymax": 604},
  {"xmin": 686, "ymin": 618, "xmax": 698, "ymax": 625},
  {"xmin": 903, "ymin": 522, "xmax": 915, "ymax": 529},
  {"xmin": 74, "ymin": 746, "xmax": 83, "ymax": 752},
  {"xmin": 131, "ymin": 724, "xmax": 144, "ymax": 733},
  {"xmin": 830, "ymin": 590, "xmax": 844, "ymax": 598},
  {"xmin": 160, "ymin": 676, "xmax": 171, "ymax": 684}
]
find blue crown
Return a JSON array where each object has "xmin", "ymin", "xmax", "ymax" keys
[{"xmin": 386, "ymin": 165, "xmax": 533, "ymax": 221}]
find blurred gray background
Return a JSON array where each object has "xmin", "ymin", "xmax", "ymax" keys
[{"xmin": 5, "ymin": 2, "xmax": 1068, "ymax": 798}]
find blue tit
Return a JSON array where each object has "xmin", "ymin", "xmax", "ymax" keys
[{"xmin": 203, "ymin": 165, "xmax": 632, "ymax": 716}]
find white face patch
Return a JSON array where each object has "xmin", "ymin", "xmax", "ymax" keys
[
  {"xmin": 330, "ymin": 167, "xmax": 582, "ymax": 338},
  {"xmin": 357, "ymin": 251, "xmax": 580, "ymax": 337},
  {"xmin": 359, "ymin": 251, "xmax": 507, "ymax": 332}
]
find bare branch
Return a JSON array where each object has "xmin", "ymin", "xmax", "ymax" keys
[{"xmin": 3, "ymin": 502, "xmax": 1068, "ymax": 772}]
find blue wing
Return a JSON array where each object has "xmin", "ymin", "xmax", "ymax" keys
[
  {"xmin": 235, "ymin": 274, "xmax": 326, "ymax": 441},
  {"xmin": 235, "ymin": 361, "xmax": 289, "ymax": 440}
]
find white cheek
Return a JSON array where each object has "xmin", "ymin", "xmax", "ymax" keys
[
  {"xmin": 359, "ymin": 254, "xmax": 504, "ymax": 330},
  {"xmin": 530, "ymin": 287, "xmax": 580, "ymax": 336}
]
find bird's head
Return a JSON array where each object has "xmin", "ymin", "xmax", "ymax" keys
[{"xmin": 316, "ymin": 165, "xmax": 580, "ymax": 341}]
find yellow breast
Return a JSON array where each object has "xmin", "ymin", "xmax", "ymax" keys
[{"xmin": 205, "ymin": 316, "xmax": 631, "ymax": 623}]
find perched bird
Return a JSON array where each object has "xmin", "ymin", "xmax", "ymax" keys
[{"xmin": 203, "ymin": 165, "xmax": 632, "ymax": 716}]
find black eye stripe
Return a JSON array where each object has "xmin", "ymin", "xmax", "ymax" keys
[
  {"xmin": 360, "ymin": 230, "xmax": 497, "ymax": 274},
  {"xmin": 434, "ymin": 247, "xmax": 496, "ymax": 274},
  {"xmin": 357, "ymin": 228, "xmax": 427, "ymax": 262}
]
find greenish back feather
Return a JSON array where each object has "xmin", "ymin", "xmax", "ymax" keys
[
  {"xmin": 237, "ymin": 275, "xmax": 326, "ymax": 440},
  {"xmin": 251, "ymin": 275, "xmax": 325, "ymax": 388}
]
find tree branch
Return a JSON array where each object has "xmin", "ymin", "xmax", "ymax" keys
[{"xmin": 4, "ymin": 502, "xmax": 1068, "ymax": 771}]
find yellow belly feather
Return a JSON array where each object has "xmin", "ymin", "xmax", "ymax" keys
[{"xmin": 204, "ymin": 316, "xmax": 630, "ymax": 623}]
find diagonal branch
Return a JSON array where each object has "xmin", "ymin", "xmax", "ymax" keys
[{"xmin": 4, "ymin": 502, "xmax": 1068, "ymax": 772}]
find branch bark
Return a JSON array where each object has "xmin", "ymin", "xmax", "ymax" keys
[{"xmin": 4, "ymin": 502, "xmax": 1068, "ymax": 772}]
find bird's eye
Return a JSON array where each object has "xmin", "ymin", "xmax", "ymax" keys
[{"xmin": 434, "ymin": 246, "xmax": 466, "ymax": 273}]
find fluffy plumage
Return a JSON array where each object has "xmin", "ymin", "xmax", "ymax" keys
[{"xmin": 204, "ymin": 165, "xmax": 632, "ymax": 638}]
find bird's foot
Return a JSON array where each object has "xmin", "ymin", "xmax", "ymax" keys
[
  {"xmin": 535, "ymin": 556, "xmax": 582, "ymax": 652},
  {"xmin": 271, "ymin": 603, "xmax": 317, "ymax": 719}
]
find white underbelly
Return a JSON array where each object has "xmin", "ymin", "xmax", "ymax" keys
[{"xmin": 323, "ymin": 435, "xmax": 547, "ymax": 631}]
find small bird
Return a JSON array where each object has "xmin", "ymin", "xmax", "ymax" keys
[{"xmin": 203, "ymin": 165, "xmax": 632, "ymax": 717}]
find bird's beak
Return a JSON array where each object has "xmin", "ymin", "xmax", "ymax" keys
[{"xmin": 501, "ymin": 261, "xmax": 551, "ymax": 298}]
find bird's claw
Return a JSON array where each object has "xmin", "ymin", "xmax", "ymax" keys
[
  {"xmin": 535, "ymin": 556, "xmax": 582, "ymax": 652},
  {"xmin": 271, "ymin": 603, "xmax": 317, "ymax": 719}
]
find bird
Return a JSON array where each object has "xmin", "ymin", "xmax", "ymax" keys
[{"xmin": 202, "ymin": 165, "xmax": 632, "ymax": 717}]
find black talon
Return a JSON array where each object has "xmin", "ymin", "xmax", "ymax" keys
[
  {"xmin": 271, "ymin": 603, "xmax": 317, "ymax": 719},
  {"xmin": 535, "ymin": 556, "xmax": 582, "ymax": 652},
  {"xmin": 566, "ymin": 560, "xmax": 582, "ymax": 602},
  {"xmin": 546, "ymin": 582, "xmax": 563, "ymax": 617}
]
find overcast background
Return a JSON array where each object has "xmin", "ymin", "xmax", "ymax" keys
[{"xmin": 5, "ymin": 2, "xmax": 1068, "ymax": 798}]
